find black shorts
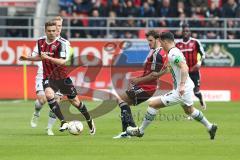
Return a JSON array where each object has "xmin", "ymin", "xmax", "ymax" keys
[
  {"xmin": 43, "ymin": 77, "xmax": 77, "ymax": 99},
  {"xmin": 126, "ymin": 85, "xmax": 153, "ymax": 106},
  {"xmin": 189, "ymin": 71, "xmax": 200, "ymax": 88}
]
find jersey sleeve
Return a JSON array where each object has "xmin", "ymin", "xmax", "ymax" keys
[
  {"xmin": 59, "ymin": 42, "xmax": 69, "ymax": 59},
  {"xmin": 169, "ymin": 48, "xmax": 185, "ymax": 65},
  {"xmin": 31, "ymin": 42, "xmax": 39, "ymax": 56},
  {"xmin": 196, "ymin": 39, "xmax": 206, "ymax": 59},
  {"xmin": 152, "ymin": 49, "xmax": 166, "ymax": 72}
]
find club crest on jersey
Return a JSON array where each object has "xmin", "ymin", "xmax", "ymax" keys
[{"xmin": 51, "ymin": 45, "xmax": 57, "ymax": 51}]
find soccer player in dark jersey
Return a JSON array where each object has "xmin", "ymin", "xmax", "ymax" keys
[
  {"xmin": 113, "ymin": 30, "xmax": 168, "ymax": 139},
  {"xmin": 30, "ymin": 16, "xmax": 69, "ymax": 136},
  {"xmin": 176, "ymin": 23, "xmax": 206, "ymax": 110},
  {"xmin": 20, "ymin": 21, "xmax": 96, "ymax": 135}
]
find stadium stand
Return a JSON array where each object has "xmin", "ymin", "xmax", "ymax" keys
[{"xmin": 0, "ymin": 0, "xmax": 240, "ymax": 39}]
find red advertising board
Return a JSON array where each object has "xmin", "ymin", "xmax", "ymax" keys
[
  {"xmin": 0, "ymin": 39, "xmax": 121, "ymax": 66},
  {"xmin": 0, "ymin": 39, "xmax": 239, "ymax": 101},
  {"xmin": 0, "ymin": 66, "xmax": 239, "ymax": 101}
]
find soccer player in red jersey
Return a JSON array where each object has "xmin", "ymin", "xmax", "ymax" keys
[
  {"xmin": 30, "ymin": 16, "xmax": 68, "ymax": 136},
  {"xmin": 113, "ymin": 30, "xmax": 168, "ymax": 138},
  {"xmin": 176, "ymin": 23, "xmax": 206, "ymax": 110},
  {"xmin": 20, "ymin": 21, "xmax": 96, "ymax": 135}
]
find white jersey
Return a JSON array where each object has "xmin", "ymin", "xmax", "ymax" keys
[
  {"xmin": 168, "ymin": 47, "xmax": 194, "ymax": 89},
  {"xmin": 32, "ymin": 36, "xmax": 70, "ymax": 80}
]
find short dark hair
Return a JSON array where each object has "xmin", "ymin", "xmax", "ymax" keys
[
  {"xmin": 160, "ymin": 32, "xmax": 175, "ymax": 41},
  {"xmin": 45, "ymin": 21, "xmax": 56, "ymax": 29},
  {"xmin": 145, "ymin": 30, "xmax": 160, "ymax": 39},
  {"xmin": 182, "ymin": 23, "xmax": 189, "ymax": 29}
]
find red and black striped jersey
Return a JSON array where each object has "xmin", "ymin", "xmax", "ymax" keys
[
  {"xmin": 139, "ymin": 47, "xmax": 167, "ymax": 92},
  {"xmin": 36, "ymin": 36, "xmax": 70, "ymax": 80},
  {"xmin": 176, "ymin": 37, "xmax": 205, "ymax": 72}
]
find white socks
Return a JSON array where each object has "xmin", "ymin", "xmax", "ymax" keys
[
  {"xmin": 139, "ymin": 107, "xmax": 158, "ymax": 133},
  {"xmin": 47, "ymin": 117, "xmax": 57, "ymax": 129},
  {"xmin": 190, "ymin": 108, "xmax": 213, "ymax": 130}
]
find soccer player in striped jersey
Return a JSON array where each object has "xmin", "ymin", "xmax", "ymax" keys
[
  {"xmin": 127, "ymin": 32, "xmax": 217, "ymax": 140},
  {"xmin": 176, "ymin": 23, "xmax": 206, "ymax": 110},
  {"xmin": 113, "ymin": 30, "xmax": 168, "ymax": 139},
  {"xmin": 30, "ymin": 16, "xmax": 70, "ymax": 136},
  {"xmin": 20, "ymin": 21, "xmax": 96, "ymax": 135}
]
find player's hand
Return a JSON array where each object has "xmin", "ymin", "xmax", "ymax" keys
[
  {"xmin": 40, "ymin": 52, "xmax": 48, "ymax": 60},
  {"xmin": 179, "ymin": 83, "xmax": 185, "ymax": 96},
  {"xmin": 19, "ymin": 55, "xmax": 27, "ymax": 61}
]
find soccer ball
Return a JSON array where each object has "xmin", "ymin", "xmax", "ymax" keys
[{"xmin": 68, "ymin": 120, "xmax": 84, "ymax": 135}]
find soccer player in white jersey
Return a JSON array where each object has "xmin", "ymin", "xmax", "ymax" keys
[
  {"xmin": 127, "ymin": 32, "xmax": 218, "ymax": 140},
  {"xmin": 30, "ymin": 16, "xmax": 70, "ymax": 136}
]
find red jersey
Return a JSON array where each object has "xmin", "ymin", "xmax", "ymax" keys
[
  {"xmin": 176, "ymin": 37, "xmax": 205, "ymax": 72},
  {"xmin": 36, "ymin": 37, "xmax": 70, "ymax": 80},
  {"xmin": 138, "ymin": 47, "xmax": 167, "ymax": 92}
]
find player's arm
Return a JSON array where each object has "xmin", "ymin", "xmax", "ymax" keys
[
  {"xmin": 130, "ymin": 72, "xmax": 159, "ymax": 85},
  {"xmin": 41, "ymin": 53, "xmax": 66, "ymax": 65},
  {"xmin": 151, "ymin": 67, "xmax": 169, "ymax": 78},
  {"xmin": 171, "ymin": 51, "xmax": 188, "ymax": 95},
  {"xmin": 177, "ymin": 61, "xmax": 189, "ymax": 96},
  {"xmin": 19, "ymin": 54, "xmax": 42, "ymax": 61},
  {"xmin": 19, "ymin": 45, "xmax": 41, "ymax": 61},
  {"xmin": 191, "ymin": 40, "xmax": 206, "ymax": 72},
  {"xmin": 130, "ymin": 52, "xmax": 167, "ymax": 85},
  {"xmin": 41, "ymin": 42, "xmax": 71, "ymax": 65}
]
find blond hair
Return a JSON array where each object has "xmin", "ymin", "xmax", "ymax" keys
[{"xmin": 53, "ymin": 16, "xmax": 63, "ymax": 22}]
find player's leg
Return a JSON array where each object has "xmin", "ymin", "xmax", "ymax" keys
[
  {"xmin": 182, "ymin": 105, "xmax": 217, "ymax": 139},
  {"xmin": 190, "ymin": 71, "xmax": 206, "ymax": 110},
  {"xmin": 113, "ymin": 92, "xmax": 135, "ymax": 139},
  {"xmin": 45, "ymin": 92, "xmax": 63, "ymax": 136},
  {"xmin": 118, "ymin": 92, "xmax": 135, "ymax": 130},
  {"xmin": 127, "ymin": 90, "xmax": 179, "ymax": 137},
  {"xmin": 68, "ymin": 96, "xmax": 96, "ymax": 135},
  {"xmin": 30, "ymin": 79, "xmax": 47, "ymax": 127},
  {"xmin": 61, "ymin": 77, "xmax": 96, "ymax": 135},
  {"xmin": 43, "ymin": 79, "xmax": 68, "ymax": 132},
  {"xmin": 181, "ymin": 88, "xmax": 217, "ymax": 140}
]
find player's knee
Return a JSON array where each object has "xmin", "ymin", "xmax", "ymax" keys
[
  {"xmin": 194, "ymin": 87, "xmax": 200, "ymax": 94},
  {"xmin": 38, "ymin": 97, "xmax": 46, "ymax": 105},
  {"xmin": 149, "ymin": 100, "xmax": 159, "ymax": 109},
  {"xmin": 183, "ymin": 106, "xmax": 194, "ymax": 115},
  {"xmin": 45, "ymin": 90, "xmax": 54, "ymax": 100}
]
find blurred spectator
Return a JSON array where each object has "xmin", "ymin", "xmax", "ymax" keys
[
  {"xmin": 177, "ymin": 1, "xmax": 192, "ymax": 17},
  {"xmin": 59, "ymin": 0, "xmax": 73, "ymax": 14},
  {"xmin": 121, "ymin": 16, "xmax": 138, "ymax": 38},
  {"xmin": 108, "ymin": 11, "xmax": 120, "ymax": 38},
  {"xmin": 227, "ymin": 31, "xmax": 236, "ymax": 39},
  {"xmin": 57, "ymin": 0, "xmax": 240, "ymax": 39},
  {"xmin": 92, "ymin": 0, "xmax": 108, "ymax": 16},
  {"xmin": 72, "ymin": 0, "xmax": 93, "ymax": 15},
  {"xmin": 70, "ymin": 12, "xmax": 87, "ymax": 38},
  {"xmin": 106, "ymin": 0, "xmax": 124, "ymax": 17},
  {"xmin": 137, "ymin": 1, "xmax": 156, "ymax": 27},
  {"xmin": 156, "ymin": 0, "xmax": 177, "ymax": 27},
  {"xmin": 122, "ymin": 0, "xmax": 138, "ymax": 17},
  {"xmin": 222, "ymin": 0, "xmax": 238, "ymax": 17},
  {"xmin": 88, "ymin": 9, "xmax": 106, "ymax": 38},
  {"xmin": 206, "ymin": 1, "xmax": 222, "ymax": 17}
]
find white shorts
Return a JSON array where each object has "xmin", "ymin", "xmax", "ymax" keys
[
  {"xmin": 35, "ymin": 78, "xmax": 45, "ymax": 95},
  {"xmin": 160, "ymin": 87, "xmax": 194, "ymax": 107}
]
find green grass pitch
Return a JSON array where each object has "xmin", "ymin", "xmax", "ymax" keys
[{"xmin": 0, "ymin": 100, "xmax": 239, "ymax": 160}]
